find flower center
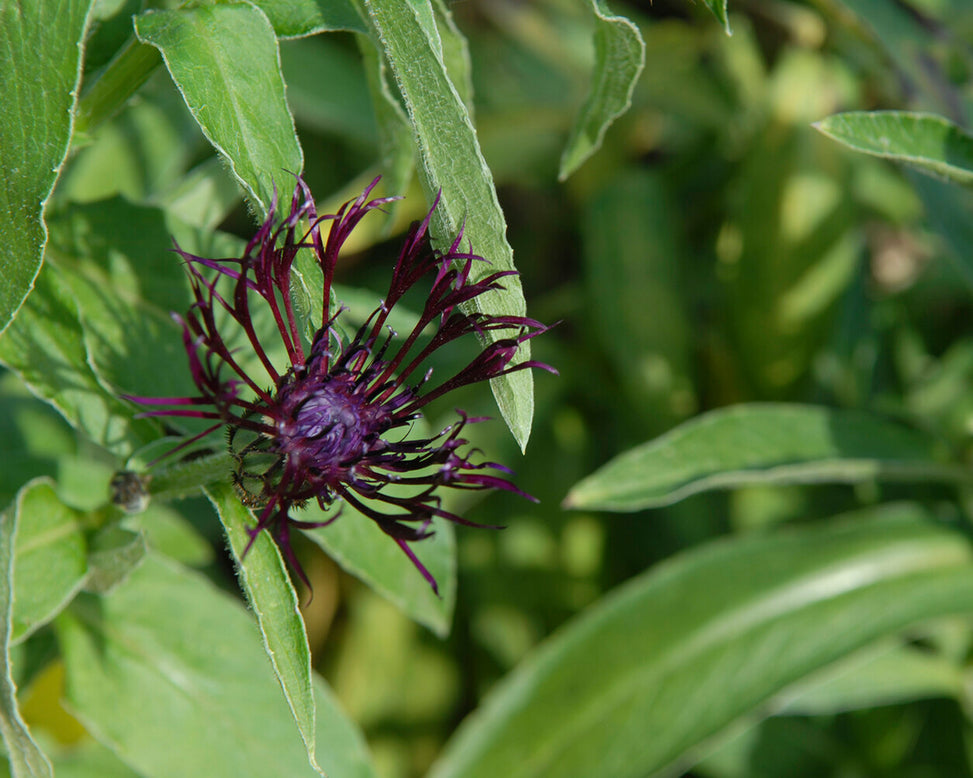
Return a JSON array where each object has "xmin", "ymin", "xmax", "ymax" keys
[{"xmin": 275, "ymin": 379, "xmax": 382, "ymax": 476}]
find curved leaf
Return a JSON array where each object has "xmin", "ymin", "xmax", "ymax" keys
[
  {"xmin": 0, "ymin": 0, "xmax": 93, "ymax": 334},
  {"xmin": 135, "ymin": 3, "xmax": 304, "ymax": 217},
  {"xmin": 814, "ymin": 111, "xmax": 973, "ymax": 185},
  {"xmin": 565, "ymin": 403, "xmax": 964, "ymax": 512},
  {"xmin": 558, "ymin": 1, "xmax": 645, "ymax": 181},
  {"xmin": 205, "ymin": 482, "xmax": 319, "ymax": 775},
  {"xmin": 428, "ymin": 505, "xmax": 973, "ymax": 778},
  {"xmin": 776, "ymin": 639, "xmax": 965, "ymax": 715},
  {"xmin": 362, "ymin": 0, "xmax": 535, "ymax": 450}
]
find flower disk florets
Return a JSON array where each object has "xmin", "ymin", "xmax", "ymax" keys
[
  {"xmin": 275, "ymin": 374, "xmax": 386, "ymax": 478},
  {"xmin": 129, "ymin": 178, "xmax": 554, "ymax": 593}
]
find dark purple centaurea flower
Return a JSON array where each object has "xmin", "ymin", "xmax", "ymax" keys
[{"xmin": 129, "ymin": 179, "xmax": 553, "ymax": 593}]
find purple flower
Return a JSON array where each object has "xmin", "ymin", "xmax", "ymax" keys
[{"xmin": 129, "ymin": 179, "xmax": 554, "ymax": 593}]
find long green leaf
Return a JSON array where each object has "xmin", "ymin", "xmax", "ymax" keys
[
  {"xmin": 814, "ymin": 111, "xmax": 973, "ymax": 185},
  {"xmin": 775, "ymin": 639, "xmax": 965, "ymax": 715},
  {"xmin": 558, "ymin": 1, "xmax": 645, "ymax": 181},
  {"xmin": 0, "ymin": 0, "xmax": 93, "ymax": 335},
  {"xmin": 135, "ymin": 3, "xmax": 304, "ymax": 217},
  {"xmin": 205, "ymin": 482, "xmax": 319, "ymax": 776},
  {"xmin": 565, "ymin": 403, "xmax": 964, "ymax": 512},
  {"xmin": 362, "ymin": 0, "xmax": 535, "ymax": 450},
  {"xmin": 428, "ymin": 505, "xmax": 973, "ymax": 778},
  {"xmin": 58, "ymin": 553, "xmax": 376, "ymax": 778},
  {"xmin": 0, "ymin": 482, "xmax": 53, "ymax": 778}
]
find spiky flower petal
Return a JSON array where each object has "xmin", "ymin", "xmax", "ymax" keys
[{"xmin": 129, "ymin": 179, "xmax": 554, "ymax": 592}]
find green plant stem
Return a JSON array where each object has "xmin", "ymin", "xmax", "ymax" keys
[
  {"xmin": 146, "ymin": 450, "xmax": 235, "ymax": 503},
  {"xmin": 75, "ymin": 39, "xmax": 162, "ymax": 135}
]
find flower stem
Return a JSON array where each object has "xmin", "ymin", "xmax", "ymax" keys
[
  {"xmin": 75, "ymin": 39, "xmax": 162, "ymax": 135},
  {"xmin": 146, "ymin": 450, "xmax": 236, "ymax": 503}
]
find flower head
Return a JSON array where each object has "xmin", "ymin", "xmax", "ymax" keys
[{"xmin": 129, "ymin": 179, "xmax": 553, "ymax": 592}]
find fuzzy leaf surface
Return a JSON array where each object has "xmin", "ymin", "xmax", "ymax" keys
[
  {"xmin": 0, "ymin": 0, "xmax": 92, "ymax": 334},
  {"xmin": 363, "ymin": 0, "xmax": 535, "ymax": 449},
  {"xmin": 254, "ymin": 0, "xmax": 365, "ymax": 38}
]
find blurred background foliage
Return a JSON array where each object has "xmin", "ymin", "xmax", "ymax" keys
[{"xmin": 10, "ymin": 0, "xmax": 973, "ymax": 775}]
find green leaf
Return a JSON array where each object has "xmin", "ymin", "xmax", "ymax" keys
[
  {"xmin": 0, "ymin": 483, "xmax": 53, "ymax": 778},
  {"xmin": 565, "ymin": 404, "xmax": 963, "ymax": 512},
  {"xmin": 63, "ymin": 76, "xmax": 204, "ymax": 205},
  {"xmin": 46, "ymin": 199, "xmax": 280, "ymax": 409},
  {"xmin": 814, "ymin": 111, "xmax": 973, "ymax": 185},
  {"xmin": 11, "ymin": 480, "xmax": 87, "ymax": 644},
  {"xmin": 289, "ymin": 410, "xmax": 455, "ymax": 635},
  {"xmin": 47, "ymin": 196, "xmax": 193, "ymax": 315},
  {"xmin": 558, "ymin": 1, "xmax": 645, "ymax": 181},
  {"xmin": 0, "ymin": 263, "xmax": 156, "ymax": 458},
  {"xmin": 303, "ymin": 506, "xmax": 456, "ymax": 637},
  {"xmin": 431, "ymin": 0, "xmax": 474, "ymax": 112},
  {"xmin": 362, "ymin": 0, "xmax": 535, "ymax": 450},
  {"xmin": 135, "ymin": 3, "xmax": 304, "ymax": 218},
  {"xmin": 701, "ymin": 0, "xmax": 732, "ymax": 34},
  {"xmin": 0, "ymin": 0, "xmax": 93, "ymax": 335},
  {"xmin": 205, "ymin": 482, "xmax": 319, "ymax": 776},
  {"xmin": 427, "ymin": 505, "xmax": 973, "ymax": 778},
  {"xmin": 82, "ymin": 526, "xmax": 146, "ymax": 595},
  {"xmin": 251, "ymin": 0, "xmax": 365, "ymax": 38},
  {"xmin": 776, "ymin": 639, "xmax": 965, "ymax": 715},
  {"xmin": 58, "ymin": 553, "xmax": 376, "ymax": 778},
  {"xmin": 356, "ymin": 33, "xmax": 415, "ymax": 211}
]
